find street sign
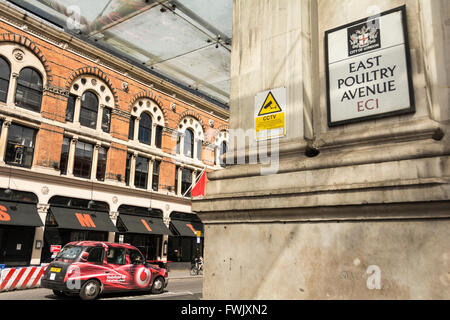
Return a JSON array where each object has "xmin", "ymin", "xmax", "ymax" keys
[
  {"xmin": 254, "ymin": 87, "xmax": 286, "ymax": 141},
  {"xmin": 325, "ymin": 6, "xmax": 414, "ymax": 126}
]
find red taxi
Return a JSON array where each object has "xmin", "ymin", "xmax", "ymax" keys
[{"xmin": 41, "ymin": 241, "xmax": 168, "ymax": 300}]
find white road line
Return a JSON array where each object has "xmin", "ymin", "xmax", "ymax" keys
[{"xmin": 100, "ymin": 291, "xmax": 199, "ymax": 300}]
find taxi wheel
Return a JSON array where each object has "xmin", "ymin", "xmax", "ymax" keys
[
  {"xmin": 80, "ymin": 279, "xmax": 101, "ymax": 300},
  {"xmin": 151, "ymin": 276, "xmax": 165, "ymax": 294}
]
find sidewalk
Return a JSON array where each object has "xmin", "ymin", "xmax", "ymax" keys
[{"xmin": 167, "ymin": 269, "xmax": 203, "ymax": 280}]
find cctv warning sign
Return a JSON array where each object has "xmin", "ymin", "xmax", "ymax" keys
[{"xmin": 255, "ymin": 87, "xmax": 286, "ymax": 141}]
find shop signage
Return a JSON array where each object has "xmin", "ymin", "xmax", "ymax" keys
[
  {"xmin": 50, "ymin": 245, "xmax": 61, "ymax": 253},
  {"xmin": 0, "ymin": 205, "xmax": 10, "ymax": 222},
  {"xmin": 325, "ymin": 6, "xmax": 414, "ymax": 126},
  {"xmin": 75, "ymin": 213, "xmax": 96, "ymax": 228},
  {"xmin": 254, "ymin": 87, "xmax": 286, "ymax": 141}
]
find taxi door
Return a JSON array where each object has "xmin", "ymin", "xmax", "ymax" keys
[
  {"xmin": 103, "ymin": 246, "xmax": 131, "ymax": 291},
  {"xmin": 127, "ymin": 248, "xmax": 151, "ymax": 290}
]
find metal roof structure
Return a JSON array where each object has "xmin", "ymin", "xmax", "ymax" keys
[{"xmin": 7, "ymin": 0, "xmax": 232, "ymax": 109}]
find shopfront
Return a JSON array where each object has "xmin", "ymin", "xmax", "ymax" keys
[
  {"xmin": 115, "ymin": 205, "xmax": 171, "ymax": 261},
  {"xmin": 42, "ymin": 196, "xmax": 117, "ymax": 263},
  {"xmin": 0, "ymin": 189, "xmax": 42, "ymax": 267},
  {"xmin": 168, "ymin": 212, "xmax": 204, "ymax": 262}
]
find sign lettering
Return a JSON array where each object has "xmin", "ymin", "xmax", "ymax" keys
[
  {"xmin": 254, "ymin": 87, "xmax": 287, "ymax": 141},
  {"xmin": 75, "ymin": 213, "xmax": 96, "ymax": 228},
  {"xmin": 141, "ymin": 219, "xmax": 152, "ymax": 232},
  {"xmin": 0, "ymin": 205, "xmax": 10, "ymax": 222},
  {"xmin": 325, "ymin": 6, "xmax": 414, "ymax": 126}
]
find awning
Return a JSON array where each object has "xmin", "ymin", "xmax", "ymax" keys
[
  {"xmin": 118, "ymin": 214, "xmax": 171, "ymax": 235},
  {"xmin": 170, "ymin": 219, "xmax": 204, "ymax": 237},
  {"xmin": 0, "ymin": 200, "xmax": 43, "ymax": 227},
  {"xmin": 49, "ymin": 207, "xmax": 117, "ymax": 232}
]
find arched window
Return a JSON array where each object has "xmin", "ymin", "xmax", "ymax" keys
[
  {"xmin": 80, "ymin": 91, "xmax": 99, "ymax": 129},
  {"xmin": 220, "ymin": 141, "xmax": 227, "ymax": 168},
  {"xmin": 183, "ymin": 128, "xmax": 194, "ymax": 158},
  {"xmin": 0, "ymin": 57, "xmax": 10, "ymax": 103},
  {"xmin": 138, "ymin": 113, "xmax": 152, "ymax": 145},
  {"xmin": 15, "ymin": 67, "xmax": 43, "ymax": 112}
]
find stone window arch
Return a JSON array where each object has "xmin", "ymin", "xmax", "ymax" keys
[
  {"xmin": 177, "ymin": 116, "xmax": 205, "ymax": 161},
  {"xmin": 0, "ymin": 42, "xmax": 48, "ymax": 112},
  {"xmin": 129, "ymin": 97, "xmax": 165, "ymax": 148},
  {"xmin": 68, "ymin": 74, "xmax": 115, "ymax": 133}
]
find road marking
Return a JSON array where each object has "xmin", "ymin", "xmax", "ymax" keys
[{"xmin": 100, "ymin": 291, "xmax": 200, "ymax": 300}]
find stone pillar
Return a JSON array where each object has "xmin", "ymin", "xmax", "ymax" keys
[
  {"xmin": 96, "ymin": 104, "xmax": 105, "ymax": 131},
  {"xmin": 161, "ymin": 216, "xmax": 170, "ymax": 262},
  {"xmin": 66, "ymin": 136, "xmax": 78, "ymax": 176},
  {"xmin": 0, "ymin": 120, "xmax": 11, "ymax": 164},
  {"xmin": 73, "ymin": 96, "xmax": 82, "ymax": 125},
  {"xmin": 177, "ymin": 166, "xmax": 182, "ymax": 196},
  {"xmin": 193, "ymin": 138, "xmax": 198, "ymax": 160},
  {"xmin": 147, "ymin": 158, "xmax": 154, "ymax": 191},
  {"xmin": 30, "ymin": 204, "xmax": 49, "ymax": 265},
  {"xmin": 151, "ymin": 123, "xmax": 157, "ymax": 147},
  {"xmin": 191, "ymin": 170, "xmax": 197, "ymax": 190},
  {"xmin": 192, "ymin": 0, "xmax": 450, "ymax": 300},
  {"xmin": 91, "ymin": 143, "xmax": 101, "ymax": 180},
  {"xmin": 129, "ymin": 152, "xmax": 137, "ymax": 187},
  {"xmin": 108, "ymin": 211, "xmax": 119, "ymax": 243},
  {"xmin": 7, "ymin": 72, "xmax": 18, "ymax": 106},
  {"xmin": 133, "ymin": 117, "xmax": 140, "ymax": 141}
]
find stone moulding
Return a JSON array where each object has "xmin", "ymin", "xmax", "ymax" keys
[{"xmin": 0, "ymin": 32, "xmax": 53, "ymax": 84}]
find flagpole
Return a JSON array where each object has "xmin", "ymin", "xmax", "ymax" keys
[{"xmin": 182, "ymin": 167, "xmax": 206, "ymax": 198}]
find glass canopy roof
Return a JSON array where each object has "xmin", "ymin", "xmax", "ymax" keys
[{"xmin": 9, "ymin": 0, "xmax": 232, "ymax": 108}]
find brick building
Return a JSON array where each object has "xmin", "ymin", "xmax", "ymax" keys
[{"xmin": 0, "ymin": 2, "xmax": 229, "ymax": 267}]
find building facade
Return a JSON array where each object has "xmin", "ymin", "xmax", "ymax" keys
[
  {"xmin": 193, "ymin": 0, "xmax": 449, "ymax": 299},
  {"xmin": 0, "ymin": 2, "xmax": 229, "ymax": 267}
]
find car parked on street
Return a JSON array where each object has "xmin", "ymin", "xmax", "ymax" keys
[{"xmin": 41, "ymin": 241, "xmax": 168, "ymax": 300}]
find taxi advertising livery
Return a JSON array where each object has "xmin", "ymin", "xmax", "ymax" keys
[{"xmin": 40, "ymin": 241, "xmax": 168, "ymax": 300}]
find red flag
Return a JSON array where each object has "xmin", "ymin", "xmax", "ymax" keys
[{"xmin": 191, "ymin": 170, "xmax": 207, "ymax": 198}]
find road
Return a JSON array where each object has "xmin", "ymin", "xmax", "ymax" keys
[{"xmin": 0, "ymin": 277, "xmax": 202, "ymax": 300}]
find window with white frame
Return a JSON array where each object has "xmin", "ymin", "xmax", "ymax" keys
[
  {"xmin": 80, "ymin": 91, "xmax": 98, "ymax": 129},
  {"xmin": 68, "ymin": 75, "xmax": 115, "ymax": 132},
  {"xmin": 129, "ymin": 98, "xmax": 165, "ymax": 149},
  {"xmin": 14, "ymin": 67, "xmax": 43, "ymax": 113},
  {"xmin": 138, "ymin": 112, "xmax": 152, "ymax": 145},
  {"xmin": 177, "ymin": 116, "xmax": 205, "ymax": 161},
  {"xmin": 0, "ymin": 56, "xmax": 10, "ymax": 103},
  {"xmin": 5, "ymin": 123, "xmax": 37, "ymax": 168}
]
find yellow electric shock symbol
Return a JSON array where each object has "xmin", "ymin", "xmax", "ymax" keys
[{"xmin": 258, "ymin": 91, "xmax": 283, "ymax": 116}]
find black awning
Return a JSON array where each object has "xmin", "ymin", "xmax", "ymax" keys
[
  {"xmin": 50, "ymin": 206, "xmax": 117, "ymax": 232},
  {"xmin": 0, "ymin": 200, "xmax": 43, "ymax": 227},
  {"xmin": 118, "ymin": 214, "xmax": 171, "ymax": 235},
  {"xmin": 170, "ymin": 219, "xmax": 204, "ymax": 237}
]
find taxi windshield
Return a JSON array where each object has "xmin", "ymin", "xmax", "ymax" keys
[{"xmin": 55, "ymin": 245, "xmax": 83, "ymax": 261}]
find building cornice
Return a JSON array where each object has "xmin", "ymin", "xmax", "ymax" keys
[{"xmin": 0, "ymin": 164, "xmax": 191, "ymax": 206}]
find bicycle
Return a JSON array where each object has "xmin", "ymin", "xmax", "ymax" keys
[{"xmin": 190, "ymin": 259, "xmax": 203, "ymax": 276}]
